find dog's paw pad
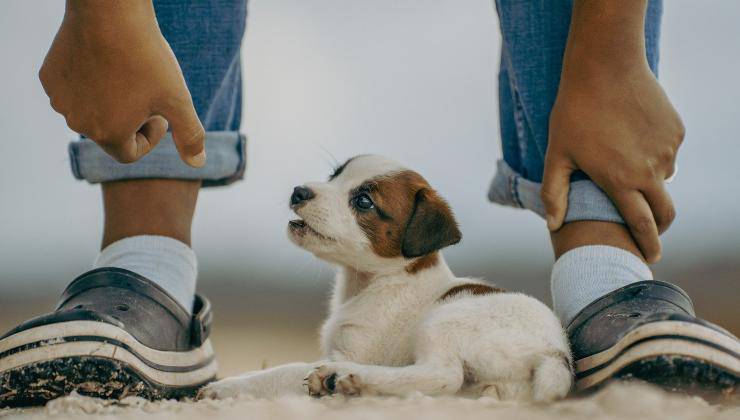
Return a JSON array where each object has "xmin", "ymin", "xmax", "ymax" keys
[
  {"xmin": 305, "ymin": 366, "xmax": 334, "ymax": 397},
  {"xmin": 335, "ymin": 373, "xmax": 363, "ymax": 396},
  {"xmin": 305, "ymin": 365, "xmax": 363, "ymax": 397}
]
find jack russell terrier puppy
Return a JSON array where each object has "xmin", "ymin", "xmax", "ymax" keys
[{"xmin": 200, "ymin": 155, "xmax": 572, "ymax": 401}]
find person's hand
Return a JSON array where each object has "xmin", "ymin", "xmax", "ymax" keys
[
  {"xmin": 541, "ymin": 1, "xmax": 684, "ymax": 263},
  {"xmin": 39, "ymin": 0, "xmax": 205, "ymax": 166},
  {"xmin": 543, "ymin": 66, "xmax": 684, "ymax": 263}
]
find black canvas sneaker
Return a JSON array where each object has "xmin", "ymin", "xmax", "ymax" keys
[
  {"xmin": 0, "ymin": 268, "xmax": 217, "ymax": 407},
  {"xmin": 568, "ymin": 280, "xmax": 739, "ymax": 397}
]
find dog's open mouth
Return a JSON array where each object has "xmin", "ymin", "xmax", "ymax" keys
[{"xmin": 288, "ymin": 219, "xmax": 331, "ymax": 240}]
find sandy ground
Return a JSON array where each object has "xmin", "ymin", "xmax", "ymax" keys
[
  {"xmin": 1, "ymin": 324, "xmax": 737, "ymax": 419},
  {"xmin": 1, "ymin": 294, "xmax": 738, "ymax": 419},
  {"xmin": 1, "ymin": 382, "xmax": 737, "ymax": 420}
]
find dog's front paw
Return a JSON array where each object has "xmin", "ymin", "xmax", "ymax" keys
[{"xmin": 305, "ymin": 364, "xmax": 364, "ymax": 397}]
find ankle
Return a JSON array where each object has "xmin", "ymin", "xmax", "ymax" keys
[
  {"xmin": 550, "ymin": 221, "xmax": 644, "ymax": 262},
  {"xmin": 101, "ymin": 179, "xmax": 200, "ymax": 248}
]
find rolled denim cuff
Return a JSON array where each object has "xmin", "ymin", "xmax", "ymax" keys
[
  {"xmin": 69, "ymin": 131, "xmax": 246, "ymax": 187},
  {"xmin": 488, "ymin": 159, "xmax": 624, "ymax": 224}
]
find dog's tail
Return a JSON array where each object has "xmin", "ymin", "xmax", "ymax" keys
[{"xmin": 532, "ymin": 351, "xmax": 573, "ymax": 402}]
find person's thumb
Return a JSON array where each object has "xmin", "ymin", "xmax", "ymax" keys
[
  {"xmin": 133, "ymin": 115, "xmax": 169, "ymax": 157},
  {"xmin": 161, "ymin": 97, "xmax": 206, "ymax": 167},
  {"xmin": 541, "ymin": 154, "xmax": 574, "ymax": 231}
]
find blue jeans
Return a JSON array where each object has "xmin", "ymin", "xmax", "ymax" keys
[{"xmin": 68, "ymin": 0, "xmax": 663, "ymax": 224}]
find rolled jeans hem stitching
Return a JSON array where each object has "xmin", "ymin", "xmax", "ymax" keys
[
  {"xmin": 488, "ymin": 159, "xmax": 625, "ymax": 224},
  {"xmin": 68, "ymin": 131, "xmax": 247, "ymax": 187}
]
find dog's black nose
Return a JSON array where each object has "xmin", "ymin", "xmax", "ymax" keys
[{"xmin": 290, "ymin": 186, "xmax": 315, "ymax": 207}]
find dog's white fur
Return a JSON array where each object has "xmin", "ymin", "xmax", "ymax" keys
[{"xmin": 200, "ymin": 155, "xmax": 572, "ymax": 401}]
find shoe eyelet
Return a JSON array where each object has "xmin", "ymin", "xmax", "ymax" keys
[{"xmin": 115, "ymin": 304, "xmax": 129, "ymax": 312}]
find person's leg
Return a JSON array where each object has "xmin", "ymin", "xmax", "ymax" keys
[
  {"xmin": 101, "ymin": 180, "xmax": 200, "ymax": 249},
  {"xmin": 491, "ymin": 0, "xmax": 739, "ymax": 394},
  {"xmin": 490, "ymin": 0, "xmax": 661, "ymax": 323},
  {"xmin": 95, "ymin": 179, "xmax": 201, "ymax": 311},
  {"xmin": 69, "ymin": 0, "xmax": 247, "ymax": 310},
  {"xmin": 0, "ymin": 0, "xmax": 248, "ymax": 406}
]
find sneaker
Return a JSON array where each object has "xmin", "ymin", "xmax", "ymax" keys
[
  {"xmin": 0, "ymin": 268, "xmax": 217, "ymax": 407},
  {"xmin": 568, "ymin": 280, "xmax": 739, "ymax": 397}
]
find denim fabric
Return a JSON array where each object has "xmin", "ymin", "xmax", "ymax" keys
[
  {"xmin": 489, "ymin": 0, "xmax": 663, "ymax": 223},
  {"xmin": 69, "ymin": 132, "xmax": 246, "ymax": 187},
  {"xmin": 68, "ymin": 0, "xmax": 248, "ymax": 187}
]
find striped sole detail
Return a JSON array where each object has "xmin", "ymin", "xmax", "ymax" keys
[
  {"xmin": 575, "ymin": 321, "xmax": 740, "ymax": 391},
  {"xmin": 0, "ymin": 321, "xmax": 217, "ymax": 406}
]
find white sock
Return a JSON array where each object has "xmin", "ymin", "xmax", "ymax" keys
[
  {"xmin": 93, "ymin": 235, "xmax": 197, "ymax": 314},
  {"xmin": 551, "ymin": 245, "xmax": 653, "ymax": 326}
]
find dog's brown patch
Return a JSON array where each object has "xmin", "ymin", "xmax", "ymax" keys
[
  {"xmin": 405, "ymin": 252, "xmax": 439, "ymax": 274},
  {"xmin": 353, "ymin": 171, "xmax": 461, "ymax": 259},
  {"xmin": 438, "ymin": 283, "xmax": 505, "ymax": 301},
  {"xmin": 354, "ymin": 171, "xmax": 427, "ymax": 258},
  {"xmin": 401, "ymin": 188, "xmax": 462, "ymax": 258}
]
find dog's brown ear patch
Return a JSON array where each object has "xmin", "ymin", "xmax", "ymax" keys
[{"xmin": 401, "ymin": 188, "xmax": 462, "ymax": 258}]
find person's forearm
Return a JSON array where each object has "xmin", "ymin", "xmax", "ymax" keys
[{"xmin": 564, "ymin": 0, "xmax": 650, "ymax": 77}]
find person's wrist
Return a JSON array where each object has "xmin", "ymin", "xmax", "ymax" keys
[
  {"xmin": 65, "ymin": 0, "xmax": 155, "ymax": 23},
  {"xmin": 63, "ymin": 0, "xmax": 161, "ymax": 47},
  {"xmin": 561, "ymin": 47, "xmax": 651, "ymax": 89},
  {"xmin": 562, "ymin": 0, "xmax": 650, "ymax": 83}
]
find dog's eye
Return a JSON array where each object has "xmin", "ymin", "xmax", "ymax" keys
[{"xmin": 353, "ymin": 194, "xmax": 375, "ymax": 210}]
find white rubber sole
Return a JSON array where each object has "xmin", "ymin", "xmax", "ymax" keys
[
  {"xmin": 0, "ymin": 341, "xmax": 217, "ymax": 387},
  {"xmin": 0, "ymin": 321, "xmax": 216, "ymax": 387},
  {"xmin": 575, "ymin": 321, "xmax": 740, "ymax": 390},
  {"xmin": 0, "ymin": 321, "xmax": 213, "ymax": 368}
]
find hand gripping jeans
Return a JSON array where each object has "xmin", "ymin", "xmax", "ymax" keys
[
  {"xmin": 68, "ymin": 0, "xmax": 249, "ymax": 188},
  {"xmin": 489, "ymin": 0, "xmax": 663, "ymax": 222}
]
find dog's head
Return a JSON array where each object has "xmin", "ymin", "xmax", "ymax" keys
[{"xmin": 287, "ymin": 155, "xmax": 461, "ymax": 273}]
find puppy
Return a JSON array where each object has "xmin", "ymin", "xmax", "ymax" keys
[{"xmin": 200, "ymin": 155, "xmax": 572, "ymax": 401}]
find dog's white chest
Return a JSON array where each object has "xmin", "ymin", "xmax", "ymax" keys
[{"xmin": 321, "ymin": 297, "xmax": 421, "ymax": 366}]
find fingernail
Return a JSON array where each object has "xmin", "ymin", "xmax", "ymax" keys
[
  {"xmin": 546, "ymin": 215, "xmax": 556, "ymax": 231},
  {"xmin": 190, "ymin": 150, "xmax": 206, "ymax": 167}
]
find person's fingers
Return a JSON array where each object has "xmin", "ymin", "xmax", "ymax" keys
[
  {"xmin": 96, "ymin": 134, "xmax": 141, "ymax": 164},
  {"xmin": 642, "ymin": 182, "xmax": 676, "ymax": 235},
  {"xmin": 610, "ymin": 189, "xmax": 662, "ymax": 263},
  {"xmin": 160, "ymin": 97, "xmax": 206, "ymax": 167},
  {"xmin": 134, "ymin": 115, "xmax": 169, "ymax": 157},
  {"xmin": 78, "ymin": 116, "xmax": 164, "ymax": 164},
  {"xmin": 541, "ymin": 153, "xmax": 574, "ymax": 231}
]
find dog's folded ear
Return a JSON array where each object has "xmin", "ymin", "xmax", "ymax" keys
[{"xmin": 401, "ymin": 188, "xmax": 462, "ymax": 258}]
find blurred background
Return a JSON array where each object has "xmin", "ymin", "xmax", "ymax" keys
[{"xmin": 1, "ymin": 1, "xmax": 738, "ymax": 377}]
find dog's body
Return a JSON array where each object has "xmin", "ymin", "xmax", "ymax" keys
[{"xmin": 201, "ymin": 155, "xmax": 572, "ymax": 401}]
